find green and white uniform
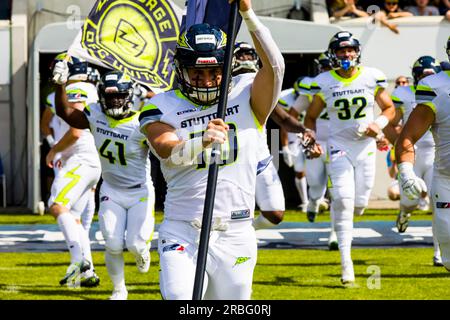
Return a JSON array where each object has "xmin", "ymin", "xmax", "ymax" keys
[
  {"xmin": 416, "ymin": 71, "xmax": 450, "ymax": 270},
  {"xmin": 391, "ymin": 85, "xmax": 434, "ymax": 210},
  {"xmin": 139, "ymin": 73, "xmax": 262, "ymax": 300},
  {"xmin": 48, "ymin": 82, "xmax": 101, "ymax": 216},
  {"xmin": 83, "ymin": 102, "xmax": 155, "ymax": 270},
  {"xmin": 311, "ymin": 66, "xmax": 388, "ymax": 283}
]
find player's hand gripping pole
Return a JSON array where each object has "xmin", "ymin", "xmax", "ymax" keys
[{"xmin": 192, "ymin": 1, "xmax": 239, "ymax": 300}]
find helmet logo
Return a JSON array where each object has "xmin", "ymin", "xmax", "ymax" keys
[
  {"xmin": 105, "ymin": 74, "xmax": 119, "ymax": 81},
  {"xmin": 196, "ymin": 57, "xmax": 218, "ymax": 64},
  {"xmin": 195, "ymin": 34, "xmax": 216, "ymax": 45}
]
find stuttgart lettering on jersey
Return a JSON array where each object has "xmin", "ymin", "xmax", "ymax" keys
[
  {"xmin": 332, "ymin": 88, "xmax": 365, "ymax": 97},
  {"xmin": 180, "ymin": 105, "xmax": 240, "ymax": 128},
  {"xmin": 96, "ymin": 127, "xmax": 129, "ymax": 140}
]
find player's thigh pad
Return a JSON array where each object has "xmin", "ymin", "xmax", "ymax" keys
[
  {"xmin": 328, "ymin": 154, "xmax": 355, "ymax": 201},
  {"xmin": 354, "ymin": 155, "xmax": 376, "ymax": 208},
  {"xmin": 430, "ymin": 175, "xmax": 450, "ymax": 269},
  {"xmin": 255, "ymin": 162, "xmax": 285, "ymax": 211}
]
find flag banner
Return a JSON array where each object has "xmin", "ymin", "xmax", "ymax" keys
[
  {"xmin": 181, "ymin": 0, "xmax": 242, "ymax": 34},
  {"xmin": 75, "ymin": 0, "xmax": 180, "ymax": 93}
]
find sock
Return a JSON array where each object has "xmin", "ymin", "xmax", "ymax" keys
[
  {"xmin": 105, "ymin": 251, "xmax": 126, "ymax": 290},
  {"xmin": 57, "ymin": 212, "xmax": 83, "ymax": 264},
  {"xmin": 432, "ymin": 217, "xmax": 441, "ymax": 258},
  {"xmin": 78, "ymin": 223, "xmax": 94, "ymax": 271},
  {"xmin": 336, "ymin": 230, "xmax": 354, "ymax": 281},
  {"xmin": 295, "ymin": 176, "xmax": 308, "ymax": 205},
  {"xmin": 81, "ymin": 191, "xmax": 96, "ymax": 234},
  {"xmin": 253, "ymin": 214, "xmax": 277, "ymax": 230}
]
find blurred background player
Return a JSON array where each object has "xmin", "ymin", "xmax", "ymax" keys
[
  {"xmin": 53, "ymin": 66, "xmax": 156, "ymax": 300},
  {"xmin": 385, "ymin": 55, "xmax": 442, "ymax": 266},
  {"xmin": 279, "ymin": 77, "xmax": 309, "ymax": 212},
  {"xmin": 47, "ymin": 53, "xmax": 102, "ymax": 287},
  {"xmin": 396, "ymin": 37, "xmax": 450, "ymax": 270},
  {"xmin": 394, "ymin": 75, "xmax": 410, "ymax": 88},
  {"xmin": 232, "ymin": 41, "xmax": 315, "ymax": 230},
  {"xmin": 305, "ymin": 31, "xmax": 395, "ymax": 286}
]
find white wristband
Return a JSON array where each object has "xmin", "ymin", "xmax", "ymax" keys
[
  {"xmin": 374, "ymin": 115, "xmax": 389, "ymax": 130},
  {"xmin": 46, "ymin": 135, "xmax": 56, "ymax": 147},
  {"xmin": 239, "ymin": 9, "xmax": 263, "ymax": 32},
  {"xmin": 398, "ymin": 162, "xmax": 414, "ymax": 174},
  {"xmin": 168, "ymin": 136, "xmax": 205, "ymax": 166}
]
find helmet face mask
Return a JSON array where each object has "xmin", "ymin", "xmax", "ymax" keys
[
  {"xmin": 232, "ymin": 42, "xmax": 259, "ymax": 75},
  {"xmin": 98, "ymin": 71, "xmax": 134, "ymax": 119},
  {"xmin": 411, "ymin": 56, "xmax": 441, "ymax": 85},
  {"xmin": 328, "ymin": 32, "xmax": 361, "ymax": 71},
  {"xmin": 173, "ymin": 23, "xmax": 227, "ymax": 106}
]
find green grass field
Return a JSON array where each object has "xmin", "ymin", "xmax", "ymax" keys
[{"xmin": 0, "ymin": 208, "xmax": 446, "ymax": 300}]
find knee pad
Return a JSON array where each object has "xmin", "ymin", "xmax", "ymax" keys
[
  {"xmin": 332, "ymin": 198, "xmax": 354, "ymax": 232},
  {"xmin": 105, "ymin": 238, "xmax": 124, "ymax": 255}
]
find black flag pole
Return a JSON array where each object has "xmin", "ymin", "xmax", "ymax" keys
[{"xmin": 192, "ymin": 1, "xmax": 240, "ymax": 300}]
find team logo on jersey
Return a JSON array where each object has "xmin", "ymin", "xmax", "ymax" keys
[
  {"xmin": 100, "ymin": 196, "xmax": 109, "ymax": 202},
  {"xmin": 81, "ymin": 0, "xmax": 179, "ymax": 92},
  {"xmin": 231, "ymin": 209, "xmax": 250, "ymax": 220},
  {"xmin": 162, "ymin": 243, "xmax": 185, "ymax": 253},
  {"xmin": 233, "ymin": 257, "xmax": 251, "ymax": 267},
  {"xmin": 436, "ymin": 202, "xmax": 450, "ymax": 209}
]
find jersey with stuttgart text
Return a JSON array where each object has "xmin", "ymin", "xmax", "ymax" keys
[
  {"xmin": 310, "ymin": 66, "xmax": 388, "ymax": 158},
  {"xmin": 84, "ymin": 103, "xmax": 151, "ymax": 188},
  {"xmin": 416, "ymin": 72, "xmax": 450, "ymax": 178},
  {"xmin": 139, "ymin": 73, "xmax": 265, "ymax": 222},
  {"xmin": 391, "ymin": 85, "xmax": 434, "ymax": 149},
  {"xmin": 47, "ymin": 83, "xmax": 100, "ymax": 166}
]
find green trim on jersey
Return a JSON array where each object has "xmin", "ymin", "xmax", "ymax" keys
[
  {"xmin": 422, "ymin": 101, "xmax": 437, "ymax": 114},
  {"xmin": 106, "ymin": 111, "xmax": 139, "ymax": 129},
  {"xmin": 330, "ymin": 66, "xmax": 363, "ymax": 84},
  {"xmin": 54, "ymin": 165, "xmax": 82, "ymax": 207},
  {"xmin": 250, "ymin": 109, "xmax": 264, "ymax": 133},
  {"xmin": 316, "ymin": 92, "xmax": 326, "ymax": 104}
]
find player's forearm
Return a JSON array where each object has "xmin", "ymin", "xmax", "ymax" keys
[
  {"xmin": 395, "ymin": 135, "xmax": 415, "ymax": 165},
  {"xmin": 382, "ymin": 124, "xmax": 399, "ymax": 145},
  {"xmin": 52, "ymin": 130, "xmax": 80, "ymax": 153},
  {"xmin": 304, "ymin": 114, "xmax": 317, "ymax": 132},
  {"xmin": 270, "ymin": 106, "xmax": 305, "ymax": 134}
]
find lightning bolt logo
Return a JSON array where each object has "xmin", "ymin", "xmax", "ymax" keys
[
  {"xmin": 162, "ymin": 49, "xmax": 174, "ymax": 79},
  {"xmin": 118, "ymin": 30, "xmax": 139, "ymax": 50}
]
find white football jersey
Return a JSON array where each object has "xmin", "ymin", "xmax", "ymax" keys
[
  {"xmin": 84, "ymin": 103, "xmax": 151, "ymax": 188},
  {"xmin": 310, "ymin": 66, "xmax": 388, "ymax": 157},
  {"xmin": 415, "ymin": 71, "xmax": 450, "ymax": 104},
  {"xmin": 416, "ymin": 71, "xmax": 450, "ymax": 178},
  {"xmin": 391, "ymin": 85, "xmax": 434, "ymax": 149},
  {"xmin": 47, "ymin": 83, "xmax": 100, "ymax": 165},
  {"xmin": 139, "ymin": 74, "xmax": 265, "ymax": 222}
]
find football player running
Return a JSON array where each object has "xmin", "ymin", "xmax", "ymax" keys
[
  {"xmin": 232, "ymin": 41, "xmax": 316, "ymax": 230},
  {"xmin": 52, "ymin": 66, "xmax": 156, "ymax": 300},
  {"xmin": 46, "ymin": 53, "xmax": 101, "ymax": 288},
  {"xmin": 139, "ymin": 0, "xmax": 312, "ymax": 299},
  {"xmin": 384, "ymin": 56, "xmax": 442, "ymax": 266},
  {"xmin": 396, "ymin": 37, "xmax": 450, "ymax": 271},
  {"xmin": 304, "ymin": 31, "xmax": 395, "ymax": 286}
]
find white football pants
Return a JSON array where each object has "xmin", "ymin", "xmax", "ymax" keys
[{"xmin": 158, "ymin": 219, "xmax": 257, "ymax": 300}]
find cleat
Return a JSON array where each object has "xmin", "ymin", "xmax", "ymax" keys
[
  {"xmin": 341, "ymin": 261, "xmax": 355, "ymax": 287},
  {"xmin": 59, "ymin": 259, "xmax": 91, "ymax": 286},
  {"xmin": 80, "ymin": 270, "xmax": 100, "ymax": 287},
  {"xmin": 341, "ymin": 279, "xmax": 358, "ymax": 288},
  {"xmin": 109, "ymin": 288, "xmax": 128, "ymax": 300},
  {"xmin": 396, "ymin": 211, "xmax": 411, "ymax": 233},
  {"xmin": 354, "ymin": 207, "xmax": 365, "ymax": 216},
  {"xmin": 306, "ymin": 200, "xmax": 319, "ymax": 223},
  {"xmin": 136, "ymin": 251, "xmax": 151, "ymax": 273},
  {"xmin": 297, "ymin": 203, "xmax": 308, "ymax": 213},
  {"xmin": 306, "ymin": 211, "xmax": 317, "ymax": 223},
  {"xmin": 328, "ymin": 231, "xmax": 338, "ymax": 251},
  {"xmin": 433, "ymin": 256, "xmax": 444, "ymax": 267}
]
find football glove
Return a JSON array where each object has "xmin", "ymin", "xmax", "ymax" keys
[
  {"xmin": 398, "ymin": 162, "xmax": 427, "ymax": 200},
  {"xmin": 52, "ymin": 60, "xmax": 69, "ymax": 85}
]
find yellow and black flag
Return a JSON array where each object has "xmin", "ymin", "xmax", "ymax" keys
[{"xmin": 69, "ymin": 0, "xmax": 181, "ymax": 93}]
